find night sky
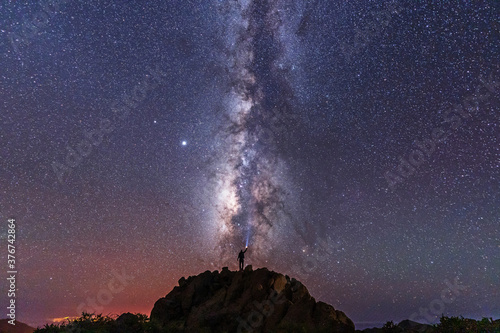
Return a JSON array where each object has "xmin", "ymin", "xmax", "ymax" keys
[{"xmin": 1, "ymin": 0, "xmax": 499, "ymax": 329}]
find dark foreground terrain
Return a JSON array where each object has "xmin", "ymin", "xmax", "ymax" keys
[
  {"xmin": 0, "ymin": 319, "xmax": 35, "ymax": 333},
  {"xmin": 26, "ymin": 267, "xmax": 500, "ymax": 332},
  {"xmin": 32, "ymin": 313, "xmax": 500, "ymax": 333}
]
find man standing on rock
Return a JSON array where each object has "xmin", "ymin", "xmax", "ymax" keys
[{"xmin": 238, "ymin": 247, "xmax": 248, "ymax": 271}]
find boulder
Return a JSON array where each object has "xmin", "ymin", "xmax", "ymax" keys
[{"xmin": 151, "ymin": 267, "xmax": 355, "ymax": 332}]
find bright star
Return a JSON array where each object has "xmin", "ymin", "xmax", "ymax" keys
[{"xmin": 182, "ymin": 141, "xmax": 187, "ymax": 146}]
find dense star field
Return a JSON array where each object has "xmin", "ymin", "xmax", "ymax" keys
[{"xmin": 0, "ymin": 0, "xmax": 498, "ymax": 329}]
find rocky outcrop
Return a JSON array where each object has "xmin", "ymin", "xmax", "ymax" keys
[{"xmin": 151, "ymin": 266, "xmax": 355, "ymax": 332}]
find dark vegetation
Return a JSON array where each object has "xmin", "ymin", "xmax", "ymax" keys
[{"xmin": 34, "ymin": 313, "xmax": 500, "ymax": 333}]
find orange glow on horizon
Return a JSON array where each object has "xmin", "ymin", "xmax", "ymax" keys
[{"xmin": 51, "ymin": 316, "xmax": 79, "ymax": 323}]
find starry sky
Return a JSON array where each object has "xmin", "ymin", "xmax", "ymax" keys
[{"xmin": 0, "ymin": 0, "xmax": 499, "ymax": 329}]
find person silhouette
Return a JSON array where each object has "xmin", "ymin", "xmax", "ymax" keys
[{"xmin": 238, "ymin": 247, "xmax": 248, "ymax": 271}]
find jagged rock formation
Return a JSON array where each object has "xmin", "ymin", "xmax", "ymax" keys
[{"xmin": 151, "ymin": 266, "xmax": 354, "ymax": 332}]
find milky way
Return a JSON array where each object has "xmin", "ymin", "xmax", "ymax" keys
[
  {"xmin": 207, "ymin": 0, "xmax": 301, "ymax": 263},
  {"xmin": 0, "ymin": 0, "xmax": 498, "ymax": 328}
]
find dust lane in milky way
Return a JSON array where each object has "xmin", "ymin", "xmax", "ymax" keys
[
  {"xmin": 207, "ymin": 0, "xmax": 300, "ymax": 264},
  {"xmin": 0, "ymin": 0, "xmax": 498, "ymax": 328}
]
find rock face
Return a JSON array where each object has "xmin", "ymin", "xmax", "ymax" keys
[{"xmin": 151, "ymin": 266, "xmax": 355, "ymax": 333}]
